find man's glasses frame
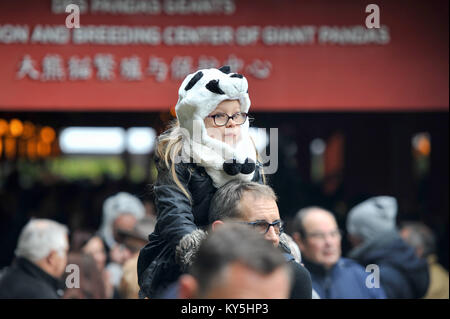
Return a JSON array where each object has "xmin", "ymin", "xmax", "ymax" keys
[{"xmin": 239, "ymin": 220, "xmax": 284, "ymax": 236}]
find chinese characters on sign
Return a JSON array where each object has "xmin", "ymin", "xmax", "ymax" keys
[{"xmin": 16, "ymin": 54, "xmax": 273, "ymax": 82}]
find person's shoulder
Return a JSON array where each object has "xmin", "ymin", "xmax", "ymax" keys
[
  {"xmin": 156, "ymin": 159, "xmax": 194, "ymax": 183},
  {"xmin": 287, "ymin": 260, "xmax": 313, "ymax": 299},
  {"xmin": 288, "ymin": 259, "xmax": 311, "ymax": 278},
  {"xmin": 431, "ymin": 261, "xmax": 450, "ymax": 279},
  {"xmin": 0, "ymin": 263, "xmax": 29, "ymax": 285},
  {"xmin": 338, "ymin": 257, "xmax": 366, "ymax": 272},
  {"xmin": 339, "ymin": 257, "xmax": 361, "ymax": 266},
  {"xmin": 0, "ymin": 269, "xmax": 56, "ymax": 299},
  {"xmin": 174, "ymin": 162, "xmax": 195, "ymax": 174}
]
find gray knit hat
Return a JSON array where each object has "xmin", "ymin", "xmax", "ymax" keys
[{"xmin": 346, "ymin": 196, "xmax": 398, "ymax": 242}]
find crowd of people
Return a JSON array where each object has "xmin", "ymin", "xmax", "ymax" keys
[
  {"xmin": 0, "ymin": 185, "xmax": 447, "ymax": 299},
  {"xmin": 0, "ymin": 66, "xmax": 447, "ymax": 299},
  {"xmin": 0, "ymin": 191, "xmax": 157, "ymax": 299}
]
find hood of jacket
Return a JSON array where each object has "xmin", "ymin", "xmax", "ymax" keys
[{"xmin": 348, "ymin": 230, "xmax": 429, "ymax": 298}]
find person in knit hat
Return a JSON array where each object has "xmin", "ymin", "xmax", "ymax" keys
[
  {"xmin": 346, "ymin": 196, "xmax": 398, "ymax": 244},
  {"xmin": 137, "ymin": 66, "xmax": 266, "ymax": 298},
  {"xmin": 346, "ymin": 196, "xmax": 430, "ymax": 299},
  {"xmin": 99, "ymin": 192, "xmax": 146, "ymax": 251},
  {"xmin": 99, "ymin": 192, "xmax": 146, "ymax": 293}
]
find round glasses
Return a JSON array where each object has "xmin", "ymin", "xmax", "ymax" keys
[{"xmin": 207, "ymin": 112, "xmax": 249, "ymax": 127}]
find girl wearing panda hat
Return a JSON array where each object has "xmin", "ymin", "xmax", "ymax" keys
[{"xmin": 137, "ymin": 66, "xmax": 265, "ymax": 298}]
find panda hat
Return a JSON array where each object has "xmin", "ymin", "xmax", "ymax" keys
[{"xmin": 175, "ymin": 66, "xmax": 257, "ymax": 188}]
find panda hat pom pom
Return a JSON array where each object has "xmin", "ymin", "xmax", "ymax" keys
[{"xmin": 175, "ymin": 66, "xmax": 258, "ymax": 188}]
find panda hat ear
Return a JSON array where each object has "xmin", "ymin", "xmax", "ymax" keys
[
  {"xmin": 175, "ymin": 67, "xmax": 251, "ymax": 136},
  {"xmin": 218, "ymin": 65, "xmax": 231, "ymax": 74}
]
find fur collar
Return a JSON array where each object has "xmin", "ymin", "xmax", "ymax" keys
[
  {"xmin": 181, "ymin": 121, "xmax": 256, "ymax": 188},
  {"xmin": 175, "ymin": 229, "xmax": 296, "ymax": 272}
]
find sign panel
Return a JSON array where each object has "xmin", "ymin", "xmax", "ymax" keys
[{"xmin": 0, "ymin": 0, "xmax": 448, "ymax": 111}]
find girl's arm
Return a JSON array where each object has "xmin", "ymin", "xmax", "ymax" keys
[{"xmin": 153, "ymin": 163, "xmax": 197, "ymax": 250}]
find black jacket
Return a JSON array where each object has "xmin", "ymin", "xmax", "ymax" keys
[
  {"xmin": 0, "ymin": 257, "xmax": 65, "ymax": 299},
  {"xmin": 137, "ymin": 161, "xmax": 264, "ymax": 298},
  {"xmin": 348, "ymin": 231, "xmax": 430, "ymax": 299},
  {"xmin": 283, "ymin": 253, "xmax": 313, "ymax": 299}
]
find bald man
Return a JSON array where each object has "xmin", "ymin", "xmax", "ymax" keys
[{"xmin": 292, "ymin": 207, "xmax": 386, "ymax": 299}]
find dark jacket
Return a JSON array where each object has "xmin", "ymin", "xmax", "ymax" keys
[
  {"xmin": 283, "ymin": 253, "xmax": 313, "ymax": 299},
  {"xmin": 348, "ymin": 231, "xmax": 430, "ymax": 299},
  {"xmin": 137, "ymin": 160, "xmax": 264, "ymax": 298},
  {"xmin": 303, "ymin": 257, "xmax": 386, "ymax": 299},
  {"xmin": 0, "ymin": 257, "xmax": 65, "ymax": 299}
]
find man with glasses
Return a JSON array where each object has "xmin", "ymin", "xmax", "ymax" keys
[
  {"xmin": 158, "ymin": 180, "xmax": 311, "ymax": 299},
  {"xmin": 292, "ymin": 207, "xmax": 386, "ymax": 299},
  {"xmin": 178, "ymin": 223, "xmax": 292, "ymax": 299},
  {"xmin": 205, "ymin": 180, "xmax": 313, "ymax": 299}
]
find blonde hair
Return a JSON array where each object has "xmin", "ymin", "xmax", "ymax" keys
[
  {"xmin": 155, "ymin": 119, "xmax": 192, "ymax": 201},
  {"xmin": 155, "ymin": 119, "xmax": 266, "ymax": 202},
  {"xmin": 119, "ymin": 255, "xmax": 140, "ymax": 299}
]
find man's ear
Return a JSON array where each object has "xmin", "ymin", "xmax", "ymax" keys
[
  {"xmin": 292, "ymin": 232, "xmax": 305, "ymax": 251},
  {"xmin": 46, "ymin": 250, "xmax": 57, "ymax": 266},
  {"xmin": 178, "ymin": 274, "xmax": 198, "ymax": 299},
  {"xmin": 211, "ymin": 220, "xmax": 225, "ymax": 232},
  {"xmin": 45, "ymin": 250, "xmax": 62, "ymax": 275}
]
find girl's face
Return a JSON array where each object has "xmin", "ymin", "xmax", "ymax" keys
[{"xmin": 204, "ymin": 100, "xmax": 242, "ymax": 146}]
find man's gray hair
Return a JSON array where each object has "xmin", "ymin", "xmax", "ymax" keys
[
  {"xmin": 15, "ymin": 219, "xmax": 69, "ymax": 262},
  {"xmin": 189, "ymin": 223, "xmax": 291, "ymax": 297},
  {"xmin": 208, "ymin": 180, "xmax": 277, "ymax": 223}
]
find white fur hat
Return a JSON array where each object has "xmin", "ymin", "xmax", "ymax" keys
[
  {"xmin": 174, "ymin": 66, "xmax": 257, "ymax": 187},
  {"xmin": 175, "ymin": 66, "xmax": 251, "ymax": 138}
]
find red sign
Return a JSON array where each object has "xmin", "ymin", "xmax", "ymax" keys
[{"xmin": 0, "ymin": 0, "xmax": 448, "ymax": 111}]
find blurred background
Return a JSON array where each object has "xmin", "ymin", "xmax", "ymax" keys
[{"xmin": 0, "ymin": 0, "xmax": 448, "ymax": 275}]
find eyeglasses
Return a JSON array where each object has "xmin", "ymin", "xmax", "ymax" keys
[
  {"xmin": 305, "ymin": 229, "xmax": 342, "ymax": 241},
  {"xmin": 207, "ymin": 112, "xmax": 249, "ymax": 127},
  {"xmin": 240, "ymin": 220, "xmax": 284, "ymax": 236}
]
